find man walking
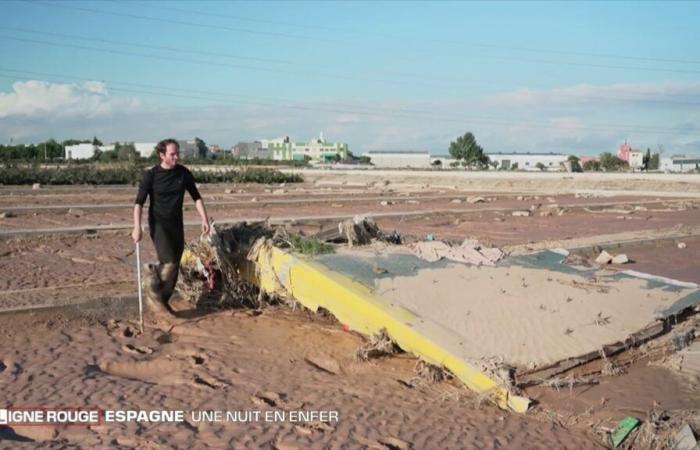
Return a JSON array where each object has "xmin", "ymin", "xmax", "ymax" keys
[{"xmin": 132, "ymin": 138, "xmax": 210, "ymax": 315}]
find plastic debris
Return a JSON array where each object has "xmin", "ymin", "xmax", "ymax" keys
[{"xmin": 608, "ymin": 416, "xmax": 639, "ymax": 448}]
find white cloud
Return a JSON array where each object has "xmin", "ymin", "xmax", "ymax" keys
[
  {"xmin": 1, "ymin": 79, "xmax": 698, "ymax": 157},
  {"xmin": 484, "ymin": 81, "xmax": 700, "ymax": 108},
  {"xmin": 0, "ymin": 80, "xmax": 140, "ymax": 119}
]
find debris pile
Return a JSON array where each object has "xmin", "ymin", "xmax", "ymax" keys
[
  {"xmin": 314, "ymin": 216, "xmax": 401, "ymax": 247},
  {"xmin": 410, "ymin": 239, "xmax": 504, "ymax": 266}
]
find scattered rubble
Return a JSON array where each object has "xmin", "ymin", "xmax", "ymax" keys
[
  {"xmin": 355, "ymin": 329, "xmax": 401, "ymax": 361},
  {"xmin": 32, "ymin": 183, "xmax": 41, "ymax": 190},
  {"xmin": 611, "ymin": 254, "xmax": 629, "ymax": 264},
  {"xmin": 595, "ymin": 251, "xmax": 613, "ymax": 264},
  {"xmin": 410, "ymin": 239, "xmax": 504, "ymax": 266},
  {"xmin": 678, "ymin": 242, "xmax": 687, "ymax": 249},
  {"xmin": 0, "ymin": 211, "xmax": 15, "ymax": 219},
  {"xmin": 512, "ymin": 210, "xmax": 531, "ymax": 217},
  {"xmin": 467, "ymin": 196, "xmax": 485, "ymax": 204},
  {"xmin": 67, "ymin": 208, "xmax": 85, "ymax": 217},
  {"xmin": 595, "ymin": 250, "xmax": 630, "ymax": 265}
]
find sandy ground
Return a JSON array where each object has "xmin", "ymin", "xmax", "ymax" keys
[
  {"xmin": 0, "ymin": 308, "xmax": 601, "ymax": 449},
  {"xmin": 375, "ymin": 260, "xmax": 694, "ymax": 367},
  {"xmin": 2, "ymin": 172, "xmax": 700, "ymax": 447}
]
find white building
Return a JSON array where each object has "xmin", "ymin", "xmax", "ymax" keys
[
  {"xmin": 267, "ymin": 135, "xmax": 348, "ymax": 162},
  {"xmin": 65, "ymin": 143, "xmax": 115, "ymax": 160},
  {"xmin": 362, "ymin": 151, "xmax": 431, "ymax": 168},
  {"xmin": 661, "ymin": 155, "xmax": 700, "ymax": 172},
  {"xmin": 485, "ymin": 152, "xmax": 567, "ymax": 171},
  {"xmin": 134, "ymin": 143, "xmax": 156, "ymax": 158},
  {"xmin": 629, "ymin": 151, "xmax": 644, "ymax": 170}
]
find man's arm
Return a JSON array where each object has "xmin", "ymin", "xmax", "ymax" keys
[
  {"xmin": 132, "ymin": 204, "xmax": 143, "ymax": 243},
  {"xmin": 195, "ymin": 199, "xmax": 210, "ymax": 235},
  {"xmin": 184, "ymin": 168, "xmax": 209, "ymax": 235},
  {"xmin": 133, "ymin": 169, "xmax": 151, "ymax": 243}
]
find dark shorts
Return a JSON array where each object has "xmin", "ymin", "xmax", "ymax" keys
[{"xmin": 150, "ymin": 221, "xmax": 184, "ymax": 264}]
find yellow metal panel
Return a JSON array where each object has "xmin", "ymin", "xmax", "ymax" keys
[{"xmin": 249, "ymin": 242, "xmax": 530, "ymax": 413}]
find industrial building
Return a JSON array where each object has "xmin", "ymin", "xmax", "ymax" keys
[
  {"xmin": 362, "ymin": 151, "xmax": 431, "ymax": 168},
  {"xmin": 661, "ymin": 155, "xmax": 700, "ymax": 172}
]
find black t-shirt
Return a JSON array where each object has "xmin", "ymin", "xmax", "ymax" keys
[{"xmin": 135, "ymin": 164, "xmax": 202, "ymax": 229}]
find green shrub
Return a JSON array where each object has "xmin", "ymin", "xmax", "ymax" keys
[{"xmin": 0, "ymin": 164, "xmax": 303, "ymax": 185}]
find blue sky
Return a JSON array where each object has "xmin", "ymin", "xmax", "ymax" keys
[{"xmin": 1, "ymin": 1, "xmax": 700, "ymax": 155}]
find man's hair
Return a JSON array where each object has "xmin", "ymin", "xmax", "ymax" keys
[{"xmin": 156, "ymin": 138, "xmax": 180, "ymax": 155}]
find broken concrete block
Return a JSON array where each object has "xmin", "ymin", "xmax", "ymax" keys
[
  {"xmin": 379, "ymin": 200, "xmax": 394, "ymax": 206},
  {"xmin": 0, "ymin": 211, "xmax": 15, "ymax": 218},
  {"xmin": 611, "ymin": 254, "xmax": 629, "ymax": 264},
  {"xmin": 451, "ymin": 199, "xmax": 463, "ymax": 204},
  {"xmin": 467, "ymin": 196, "xmax": 485, "ymax": 204},
  {"xmin": 595, "ymin": 251, "xmax": 613, "ymax": 264},
  {"xmin": 516, "ymin": 195, "xmax": 524, "ymax": 200},
  {"xmin": 224, "ymin": 188, "xmax": 233, "ymax": 194},
  {"xmin": 32, "ymin": 183, "xmax": 41, "ymax": 190},
  {"xmin": 405, "ymin": 200, "xmax": 420, "ymax": 204},
  {"xmin": 678, "ymin": 242, "xmax": 687, "ymax": 249},
  {"xmin": 672, "ymin": 424, "xmax": 697, "ymax": 450},
  {"xmin": 272, "ymin": 189, "xmax": 285, "ymax": 195},
  {"xmin": 511, "ymin": 210, "xmax": 530, "ymax": 217},
  {"xmin": 250, "ymin": 197, "xmax": 258, "ymax": 202}
]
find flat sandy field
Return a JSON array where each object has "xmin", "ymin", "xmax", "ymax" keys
[{"xmin": 1, "ymin": 169, "xmax": 699, "ymax": 448}]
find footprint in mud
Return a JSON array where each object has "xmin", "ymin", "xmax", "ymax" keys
[
  {"xmin": 99, "ymin": 358, "xmax": 187, "ymax": 385},
  {"xmin": 156, "ymin": 332, "xmax": 175, "ymax": 344},
  {"xmin": 191, "ymin": 373, "xmax": 227, "ymax": 390},
  {"xmin": 251, "ymin": 393, "xmax": 277, "ymax": 407},
  {"xmin": 0, "ymin": 359, "xmax": 6, "ymax": 373},
  {"xmin": 376, "ymin": 437, "xmax": 411, "ymax": 450},
  {"xmin": 122, "ymin": 344, "xmax": 154, "ymax": 355},
  {"xmin": 191, "ymin": 354, "xmax": 205, "ymax": 365},
  {"xmin": 251, "ymin": 391, "xmax": 288, "ymax": 407}
]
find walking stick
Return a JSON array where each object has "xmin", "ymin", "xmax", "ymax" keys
[{"xmin": 135, "ymin": 241, "xmax": 144, "ymax": 333}]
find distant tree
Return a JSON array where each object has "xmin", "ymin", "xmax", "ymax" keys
[
  {"xmin": 359, "ymin": 156, "xmax": 371, "ymax": 164},
  {"xmin": 643, "ymin": 148, "xmax": 651, "ymax": 171},
  {"xmin": 449, "ymin": 161, "xmax": 460, "ymax": 168},
  {"xmin": 490, "ymin": 160, "xmax": 499, "ymax": 170},
  {"xmin": 448, "ymin": 132, "xmax": 489, "ymax": 169},
  {"xmin": 649, "ymin": 152, "xmax": 660, "ymax": 170},
  {"xmin": 567, "ymin": 155, "xmax": 582, "ymax": 172},
  {"xmin": 92, "ymin": 136, "xmax": 103, "ymax": 146},
  {"xmin": 510, "ymin": 162, "xmax": 519, "ymax": 170},
  {"xmin": 194, "ymin": 137, "xmax": 208, "ymax": 159},
  {"xmin": 115, "ymin": 142, "xmax": 138, "ymax": 161},
  {"xmin": 583, "ymin": 160, "xmax": 601, "ymax": 171},
  {"xmin": 535, "ymin": 162, "xmax": 546, "ymax": 171},
  {"xmin": 599, "ymin": 152, "xmax": 628, "ymax": 171},
  {"xmin": 62, "ymin": 138, "xmax": 91, "ymax": 147},
  {"xmin": 432, "ymin": 159, "xmax": 442, "ymax": 167}
]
